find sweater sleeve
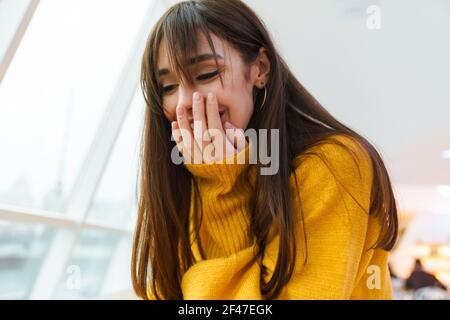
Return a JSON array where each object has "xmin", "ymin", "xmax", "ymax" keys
[{"xmin": 168, "ymin": 135, "xmax": 385, "ymax": 299}]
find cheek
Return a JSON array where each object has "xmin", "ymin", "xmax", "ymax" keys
[
  {"xmin": 223, "ymin": 87, "xmax": 254, "ymax": 127},
  {"xmin": 162, "ymin": 98, "xmax": 177, "ymax": 122},
  {"xmin": 163, "ymin": 109, "xmax": 174, "ymax": 122}
]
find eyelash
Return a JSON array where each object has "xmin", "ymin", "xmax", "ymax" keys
[{"xmin": 161, "ymin": 70, "xmax": 220, "ymax": 94}]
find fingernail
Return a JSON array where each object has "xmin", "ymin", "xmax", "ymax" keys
[
  {"xmin": 225, "ymin": 121, "xmax": 234, "ymax": 128},
  {"xmin": 177, "ymin": 106, "xmax": 184, "ymax": 116},
  {"xmin": 171, "ymin": 121, "xmax": 176, "ymax": 129},
  {"xmin": 193, "ymin": 92, "xmax": 200, "ymax": 101},
  {"xmin": 207, "ymin": 92, "xmax": 214, "ymax": 102}
]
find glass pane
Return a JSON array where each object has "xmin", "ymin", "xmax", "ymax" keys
[
  {"xmin": 54, "ymin": 229, "xmax": 120, "ymax": 299},
  {"xmin": 0, "ymin": 221, "xmax": 54, "ymax": 299},
  {"xmin": 0, "ymin": 0, "xmax": 152, "ymax": 212},
  {"xmin": 86, "ymin": 90, "xmax": 144, "ymax": 230},
  {"xmin": 98, "ymin": 235, "xmax": 133, "ymax": 298}
]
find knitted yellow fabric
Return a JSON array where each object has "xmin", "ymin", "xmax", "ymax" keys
[{"xmin": 147, "ymin": 134, "xmax": 393, "ymax": 299}]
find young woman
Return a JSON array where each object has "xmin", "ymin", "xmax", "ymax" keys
[{"xmin": 132, "ymin": 0, "xmax": 398, "ymax": 300}]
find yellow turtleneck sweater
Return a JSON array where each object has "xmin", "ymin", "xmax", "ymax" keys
[{"xmin": 147, "ymin": 134, "xmax": 393, "ymax": 300}]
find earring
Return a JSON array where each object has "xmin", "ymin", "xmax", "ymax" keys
[{"xmin": 259, "ymin": 83, "xmax": 267, "ymax": 111}]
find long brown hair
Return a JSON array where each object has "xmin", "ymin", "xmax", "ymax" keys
[{"xmin": 132, "ymin": 0, "xmax": 398, "ymax": 300}]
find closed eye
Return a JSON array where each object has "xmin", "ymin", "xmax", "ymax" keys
[
  {"xmin": 160, "ymin": 70, "xmax": 220, "ymax": 95},
  {"xmin": 161, "ymin": 84, "xmax": 177, "ymax": 94},
  {"xmin": 196, "ymin": 70, "xmax": 219, "ymax": 81}
]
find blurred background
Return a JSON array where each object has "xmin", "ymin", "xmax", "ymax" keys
[{"xmin": 0, "ymin": 0, "xmax": 448, "ymax": 299}]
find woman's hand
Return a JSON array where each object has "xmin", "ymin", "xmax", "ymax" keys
[{"xmin": 171, "ymin": 92, "xmax": 247, "ymax": 164}]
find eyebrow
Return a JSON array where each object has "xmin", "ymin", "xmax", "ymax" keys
[{"xmin": 158, "ymin": 53, "xmax": 223, "ymax": 77}]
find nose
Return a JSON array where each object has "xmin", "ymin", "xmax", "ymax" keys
[{"xmin": 177, "ymin": 85, "xmax": 195, "ymax": 121}]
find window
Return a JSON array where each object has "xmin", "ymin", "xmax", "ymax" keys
[
  {"xmin": 0, "ymin": 221, "xmax": 54, "ymax": 299},
  {"xmin": 0, "ymin": 0, "xmax": 152, "ymax": 212},
  {"xmin": 0, "ymin": 0, "xmax": 165, "ymax": 299},
  {"xmin": 54, "ymin": 229, "xmax": 121, "ymax": 299},
  {"xmin": 86, "ymin": 90, "xmax": 145, "ymax": 231}
]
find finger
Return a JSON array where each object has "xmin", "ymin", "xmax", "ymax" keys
[
  {"xmin": 171, "ymin": 121, "xmax": 183, "ymax": 153},
  {"xmin": 192, "ymin": 92, "xmax": 211, "ymax": 151},
  {"xmin": 205, "ymin": 93, "xmax": 235, "ymax": 159},
  {"xmin": 176, "ymin": 106, "xmax": 202, "ymax": 164},
  {"xmin": 202, "ymin": 142, "xmax": 216, "ymax": 164},
  {"xmin": 205, "ymin": 92, "xmax": 223, "ymax": 131}
]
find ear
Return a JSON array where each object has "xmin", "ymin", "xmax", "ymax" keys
[{"xmin": 251, "ymin": 47, "xmax": 271, "ymax": 88}]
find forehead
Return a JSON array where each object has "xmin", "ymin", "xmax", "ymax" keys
[{"xmin": 157, "ymin": 32, "xmax": 229, "ymax": 70}]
